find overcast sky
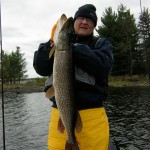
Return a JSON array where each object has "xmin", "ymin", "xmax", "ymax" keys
[{"xmin": 1, "ymin": 0, "xmax": 150, "ymax": 78}]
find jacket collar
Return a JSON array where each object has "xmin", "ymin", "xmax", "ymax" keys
[{"xmin": 75, "ymin": 34, "xmax": 94, "ymax": 44}]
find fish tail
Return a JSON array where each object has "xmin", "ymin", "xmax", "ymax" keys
[{"xmin": 65, "ymin": 141, "xmax": 79, "ymax": 150}]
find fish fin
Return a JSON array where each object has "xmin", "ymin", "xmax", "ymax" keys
[
  {"xmin": 50, "ymin": 21, "xmax": 58, "ymax": 41},
  {"xmin": 65, "ymin": 141, "xmax": 79, "ymax": 150},
  {"xmin": 49, "ymin": 46, "xmax": 55, "ymax": 58},
  {"xmin": 75, "ymin": 112, "xmax": 83, "ymax": 133},
  {"xmin": 57, "ymin": 118, "xmax": 65, "ymax": 133},
  {"xmin": 45, "ymin": 86, "xmax": 55, "ymax": 98}
]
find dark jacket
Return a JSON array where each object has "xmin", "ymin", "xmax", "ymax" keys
[{"xmin": 33, "ymin": 34, "xmax": 113, "ymax": 110}]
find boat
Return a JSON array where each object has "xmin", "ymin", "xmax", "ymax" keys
[{"xmin": 109, "ymin": 137, "xmax": 120, "ymax": 150}]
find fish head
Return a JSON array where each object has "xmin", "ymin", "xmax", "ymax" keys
[
  {"xmin": 56, "ymin": 17, "xmax": 74, "ymax": 51},
  {"xmin": 53, "ymin": 14, "xmax": 67, "ymax": 44}
]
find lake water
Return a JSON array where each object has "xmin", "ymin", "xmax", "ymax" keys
[
  {"xmin": 0, "ymin": 86, "xmax": 150, "ymax": 150},
  {"xmin": 0, "ymin": 92, "xmax": 51, "ymax": 150}
]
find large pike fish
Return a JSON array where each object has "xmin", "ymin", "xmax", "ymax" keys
[{"xmin": 53, "ymin": 14, "xmax": 82, "ymax": 150}]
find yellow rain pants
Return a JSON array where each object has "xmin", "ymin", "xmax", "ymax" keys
[{"xmin": 48, "ymin": 107, "xmax": 109, "ymax": 150}]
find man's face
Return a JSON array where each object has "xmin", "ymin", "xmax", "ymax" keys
[{"xmin": 74, "ymin": 17, "xmax": 95, "ymax": 36}]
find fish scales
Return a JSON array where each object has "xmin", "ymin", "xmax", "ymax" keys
[
  {"xmin": 53, "ymin": 16, "xmax": 80, "ymax": 149},
  {"xmin": 54, "ymin": 50, "xmax": 75, "ymax": 141}
]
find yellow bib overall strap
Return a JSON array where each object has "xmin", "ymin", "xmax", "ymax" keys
[{"xmin": 48, "ymin": 107, "xmax": 109, "ymax": 150}]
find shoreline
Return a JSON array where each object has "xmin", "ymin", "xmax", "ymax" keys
[
  {"xmin": 1, "ymin": 87, "xmax": 44, "ymax": 94},
  {"xmin": 0, "ymin": 85, "xmax": 149, "ymax": 94},
  {"xmin": 1, "ymin": 75, "xmax": 149, "ymax": 94}
]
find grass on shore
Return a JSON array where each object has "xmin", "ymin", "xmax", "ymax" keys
[
  {"xmin": 2, "ymin": 75, "xmax": 150, "ymax": 89},
  {"xmin": 109, "ymin": 75, "xmax": 149, "ymax": 87},
  {"xmin": 3, "ymin": 77, "xmax": 46, "ymax": 89}
]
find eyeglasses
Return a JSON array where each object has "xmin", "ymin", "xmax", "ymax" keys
[{"xmin": 77, "ymin": 17, "xmax": 94, "ymax": 24}]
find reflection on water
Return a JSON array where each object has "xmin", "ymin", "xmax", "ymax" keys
[
  {"xmin": 0, "ymin": 87, "xmax": 150, "ymax": 150},
  {"xmin": 0, "ymin": 92, "xmax": 51, "ymax": 150}
]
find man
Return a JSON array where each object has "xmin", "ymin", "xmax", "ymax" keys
[{"xmin": 33, "ymin": 4, "xmax": 113, "ymax": 150}]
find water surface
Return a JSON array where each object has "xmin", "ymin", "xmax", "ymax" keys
[
  {"xmin": 1, "ymin": 92, "xmax": 51, "ymax": 150},
  {"xmin": 0, "ymin": 87, "xmax": 150, "ymax": 150},
  {"xmin": 106, "ymin": 87, "xmax": 150, "ymax": 150}
]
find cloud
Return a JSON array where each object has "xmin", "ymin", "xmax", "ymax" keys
[{"xmin": 1, "ymin": 0, "xmax": 150, "ymax": 78}]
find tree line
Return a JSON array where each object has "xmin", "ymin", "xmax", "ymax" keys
[
  {"xmin": 96, "ymin": 4, "xmax": 150, "ymax": 84},
  {"xmin": 0, "ymin": 46, "xmax": 27, "ymax": 84},
  {"xmin": 0, "ymin": 4, "xmax": 150, "ymax": 84}
]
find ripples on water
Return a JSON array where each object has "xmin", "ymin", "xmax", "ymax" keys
[
  {"xmin": 0, "ymin": 87, "xmax": 150, "ymax": 150},
  {"xmin": 0, "ymin": 92, "xmax": 51, "ymax": 150},
  {"xmin": 106, "ymin": 87, "xmax": 150, "ymax": 150}
]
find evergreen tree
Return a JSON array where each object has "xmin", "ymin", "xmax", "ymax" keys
[
  {"xmin": 1, "ymin": 47, "xmax": 28, "ymax": 84},
  {"xmin": 96, "ymin": 7, "xmax": 117, "ymax": 45},
  {"xmin": 138, "ymin": 7, "xmax": 150, "ymax": 84},
  {"xmin": 1, "ymin": 50, "xmax": 11, "ymax": 83},
  {"xmin": 97, "ymin": 4, "xmax": 139, "ymax": 76}
]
